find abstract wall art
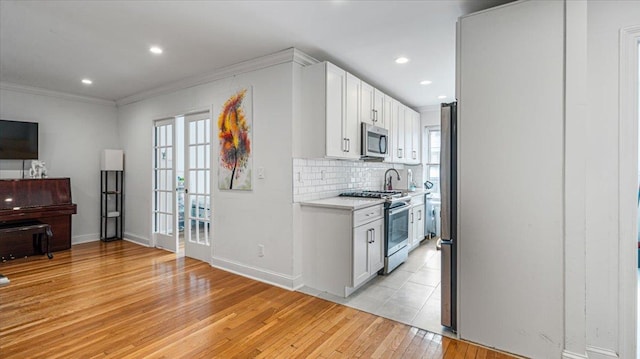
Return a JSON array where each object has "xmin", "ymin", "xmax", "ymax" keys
[{"xmin": 217, "ymin": 87, "xmax": 253, "ymax": 191}]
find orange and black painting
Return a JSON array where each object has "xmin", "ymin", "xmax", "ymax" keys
[{"xmin": 218, "ymin": 87, "xmax": 252, "ymax": 190}]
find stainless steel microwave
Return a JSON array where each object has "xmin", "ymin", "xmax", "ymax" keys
[{"xmin": 361, "ymin": 123, "xmax": 388, "ymax": 161}]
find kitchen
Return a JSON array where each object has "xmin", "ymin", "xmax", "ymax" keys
[
  {"xmin": 289, "ymin": 60, "xmax": 450, "ymax": 335},
  {"xmin": 0, "ymin": 0, "xmax": 637, "ymax": 357}
]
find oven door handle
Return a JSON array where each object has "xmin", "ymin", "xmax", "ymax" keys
[{"xmin": 388, "ymin": 203, "xmax": 410, "ymax": 216}]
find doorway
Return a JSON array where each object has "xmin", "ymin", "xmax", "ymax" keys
[
  {"xmin": 152, "ymin": 118, "xmax": 177, "ymax": 252},
  {"xmin": 183, "ymin": 112, "xmax": 212, "ymax": 263},
  {"xmin": 153, "ymin": 111, "xmax": 212, "ymax": 264}
]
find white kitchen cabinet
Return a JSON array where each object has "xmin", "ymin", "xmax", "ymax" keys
[
  {"xmin": 353, "ymin": 217, "xmax": 384, "ymax": 288},
  {"xmin": 390, "ymin": 100, "xmax": 406, "ymax": 162},
  {"xmin": 403, "ymin": 105, "xmax": 413, "ymax": 164},
  {"xmin": 301, "ymin": 61, "xmax": 419, "ymax": 163},
  {"xmin": 301, "ymin": 61, "xmax": 360, "ymax": 160},
  {"xmin": 360, "ymin": 81, "xmax": 387, "ymax": 129},
  {"xmin": 408, "ymin": 194, "xmax": 425, "ymax": 251},
  {"xmin": 382, "ymin": 94, "xmax": 393, "ymax": 160},
  {"xmin": 344, "ymin": 73, "xmax": 361, "ymax": 158},
  {"xmin": 374, "ymin": 90, "xmax": 386, "ymax": 129},
  {"xmin": 408, "ymin": 109, "xmax": 421, "ymax": 164},
  {"xmin": 300, "ymin": 201, "xmax": 385, "ymax": 297},
  {"xmin": 389, "ymin": 103, "xmax": 421, "ymax": 165}
]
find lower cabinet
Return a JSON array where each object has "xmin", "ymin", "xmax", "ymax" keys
[
  {"xmin": 301, "ymin": 203, "xmax": 385, "ymax": 297},
  {"xmin": 353, "ymin": 218, "xmax": 384, "ymax": 288},
  {"xmin": 409, "ymin": 194, "xmax": 426, "ymax": 251}
]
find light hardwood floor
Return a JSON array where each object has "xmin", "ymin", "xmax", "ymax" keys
[{"xmin": 0, "ymin": 241, "xmax": 513, "ymax": 358}]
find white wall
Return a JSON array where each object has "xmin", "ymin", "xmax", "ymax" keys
[
  {"xmin": 420, "ymin": 106, "xmax": 440, "ymax": 127},
  {"xmin": 117, "ymin": 62, "xmax": 298, "ymax": 288},
  {"xmin": 458, "ymin": 1, "xmax": 640, "ymax": 358},
  {"xmin": 586, "ymin": 2, "xmax": 640, "ymax": 357},
  {"xmin": 0, "ymin": 86, "xmax": 119, "ymax": 243},
  {"xmin": 457, "ymin": 1, "xmax": 565, "ymax": 357}
]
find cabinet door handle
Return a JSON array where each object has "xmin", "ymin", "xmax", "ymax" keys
[
  {"xmin": 418, "ymin": 209, "xmax": 422, "ymax": 221},
  {"xmin": 410, "ymin": 212, "xmax": 414, "ymax": 224},
  {"xmin": 412, "ymin": 150, "xmax": 417, "ymax": 159},
  {"xmin": 346, "ymin": 138, "xmax": 351, "ymax": 152},
  {"xmin": 398, "ymin": 148, "xmax": 403, "ymax": 158},
  {"xmin": 372, "ymin": 229, "xmax": 375, "ymax": 244}
]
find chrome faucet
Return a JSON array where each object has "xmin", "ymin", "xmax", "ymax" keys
[{"xmin": 384, "ymin": 168, "xmax": 401, "ymax": 190}]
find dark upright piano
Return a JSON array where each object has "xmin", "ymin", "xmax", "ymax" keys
[{"xmin": 0, "ymin": 178, "xmax": 77, "ymax": 258}]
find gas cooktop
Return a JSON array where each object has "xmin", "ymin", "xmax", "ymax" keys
[{"xmin": 339, "ymin": 190, "xmax": 403, "ymax": 199}]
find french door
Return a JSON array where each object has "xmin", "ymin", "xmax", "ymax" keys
[
  {"xmin": 152, "ymin": 118, "xmax": 178, "ymax": 252},
  {"xmin": 184, "ymin": 112, "xmax": 212, "ymax": 263}
]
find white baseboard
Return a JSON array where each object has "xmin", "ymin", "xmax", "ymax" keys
[
  {"xmin": 123, "ymin": 232, "xmax": 150, "ymax": 247},
  {"xmin": 586, "ymin": 346, "xmax": 619, "ymax": 359},
  {"xmin": 292, "ymin": 274, "xmax": 305, "ymax": 291},
  {"xmin": 211, "ymin": 256, "xmax": 299, "ymax": 291},
  {"xmin": 562, "ymin": 350, "xmax": 588, "ymax": 359},
  {"xmin": 72, "ymin": 234, "xmax": 99, "ymax": 245}
]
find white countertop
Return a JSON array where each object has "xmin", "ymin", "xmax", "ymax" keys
[
  {"xmin": 299, "ymin": 197, "xmax": 385, "ymax": 211},
  {"xmin": 406, "ymin": 188, "xmax": 429, "ymax": 196}
]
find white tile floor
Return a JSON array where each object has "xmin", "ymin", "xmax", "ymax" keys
[{"xmin": 299, "ymin": 237, "xmax": 455, "ymax": 337}]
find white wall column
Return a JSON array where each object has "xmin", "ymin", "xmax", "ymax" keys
[{"xmin": 563, "ymin": 1, "xmax": 588, "ymax": 358}]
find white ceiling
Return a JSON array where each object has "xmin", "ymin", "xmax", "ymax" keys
[{"xmin": 0, "ymin": 0, "xmax": 512, "ymax": 109}]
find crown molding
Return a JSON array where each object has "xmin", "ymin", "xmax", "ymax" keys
[
  {"xmin": 292, "ymin": 48, "xmax": 319, "ymax": 66},
  {"xmin": 417, "ymin": 104, "xmax": 441, "ymax": 113},
  {"xmin": 116, "ymin": 47, "xmax": 318, "ymax": 107},
  {"xmin": 0, "ymin": 82, "xmax": 116, "ymax": 107}
]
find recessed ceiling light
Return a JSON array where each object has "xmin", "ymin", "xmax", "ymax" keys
[
  {"xmin": 420, "ymin": 80, "xmax": 432, "ymax": 85},
  {"xmin": 438, "ymin": 95, "xmax": 447, "ymax": 99},
  {"xmin": 82, "ymin": 79, "xmax": 93, "ymax": 85},
  {"xmin": 395, "ymin": 57, "xmax": 409, "ymax": 64},
  {"xmin": 150, "ymin": 46, "xmax": 163, "ymax": 54}
]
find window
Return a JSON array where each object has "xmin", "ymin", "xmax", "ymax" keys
[{"xmin": 424, "ymin": 126, "xmax": 440, "ymax": 193}]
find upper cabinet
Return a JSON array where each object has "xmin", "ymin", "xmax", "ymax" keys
[
  {"xmin": 407, "ymin": 108, "xmax": 421, "ymax": 164},
  {"xmin": 390, "ymin": 99, "xmax": 421, "ymax": 165},
  {"xmin": 360, "ymin": 81, "xmax": 388, "ymax": 129},
  {"xmin": 301, "ymin": 61, "xmax": 420, "ymax": 163},
  {"xmin": 390, "ymin": 99, "xmax": 404, "ymax": 162},
  {"xmin": 344, "ymin": 73, "xmax": 361, "ymax": 159},
  {"xmin": 301, "ymin": 62, "xmax": 359, "ymax": 160}
]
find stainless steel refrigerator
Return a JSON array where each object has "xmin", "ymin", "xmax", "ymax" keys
[{"xmin": 440, "ymin": 102, "xmax": 457, "ymax": 332}]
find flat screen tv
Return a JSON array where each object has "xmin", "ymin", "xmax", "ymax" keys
[{"xmin": 0, "ymin": 120, "xmax": 39, "ymax": 160}]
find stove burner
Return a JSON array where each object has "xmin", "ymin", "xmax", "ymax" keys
[{"xmin": 339, "ymin": 190, "xmax": 403, "ymax": 199}]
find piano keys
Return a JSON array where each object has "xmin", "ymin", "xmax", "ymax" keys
[{"xmin": 0, "ymin": 178, "xmax": 77, "ymax": 259}]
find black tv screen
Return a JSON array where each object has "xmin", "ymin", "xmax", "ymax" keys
[{"xmin": 0, "ymin": 120, "xmax": 39, "ymax": 160}]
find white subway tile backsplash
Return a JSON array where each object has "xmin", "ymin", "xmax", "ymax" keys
[{"xmin": 292, "ymin": 157, "xmax": 413, "ymax": 202}]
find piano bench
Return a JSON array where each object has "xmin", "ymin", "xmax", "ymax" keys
[{"xmin": 0, "ymin": 221, "xmax": 54, "ymax": 260}]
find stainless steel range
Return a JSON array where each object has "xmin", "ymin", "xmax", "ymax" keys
[{"xmin": 339, "ymin": 190, "xmax": 411, "ymax": 274}]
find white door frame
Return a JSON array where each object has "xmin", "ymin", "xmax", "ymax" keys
[
  {"xmin": 152, "ymin": 118, "xmax": 178, "ymax": 252},
  {"xmin": 618, "ymin": 25, "xmax": 639, "ymax": 359}
]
